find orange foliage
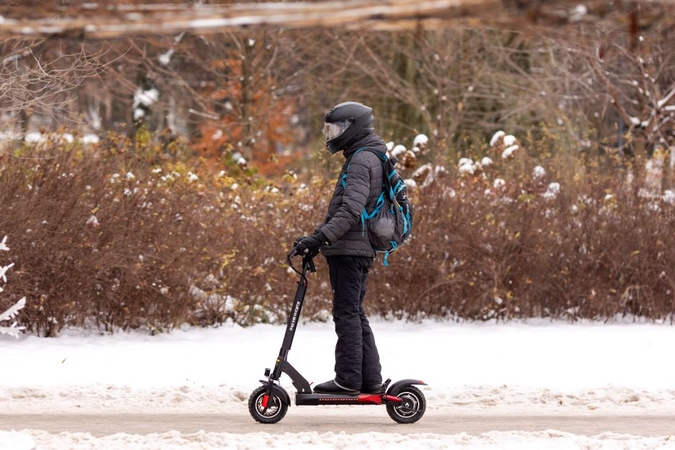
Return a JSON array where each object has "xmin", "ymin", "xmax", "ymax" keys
[{"xmin": 191, "ymin": 57, "xmax": 298, "ymax": 176}]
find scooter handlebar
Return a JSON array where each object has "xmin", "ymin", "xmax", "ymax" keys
[{"xmin": 287, "ymin": 250, "xmax": 316, "ymax": 275}]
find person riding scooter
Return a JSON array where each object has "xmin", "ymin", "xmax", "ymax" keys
[{"xmin": 293, "ymin": 101, "xmax": 387, "ymax": 395}]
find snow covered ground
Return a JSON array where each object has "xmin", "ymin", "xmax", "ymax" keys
[{"xmin": 1, "ymin": 319, "xmax": 675, "ymax": 449}]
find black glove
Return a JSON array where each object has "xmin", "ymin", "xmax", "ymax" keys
[{"xmin": 294, "ymin": 232, "xmax": 327, "ymax": 258}]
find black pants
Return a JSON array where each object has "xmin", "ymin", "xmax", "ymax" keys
[{"xmin": 326, "ymin": 255, "xmax": 382, "ymax": 390}]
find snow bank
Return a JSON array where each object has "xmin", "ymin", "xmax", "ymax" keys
[
  {"xmin": 14, "ymin": 429, "xmax": 674, "ymax": 450},
  {"xmin": 2, "ymin": 321, "xmax": 675, "ymax": 448}
]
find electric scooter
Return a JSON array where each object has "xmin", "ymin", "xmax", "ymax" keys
[{"xmin": 248, "ymin": 252, "xmax": 427, "ymax": 424}]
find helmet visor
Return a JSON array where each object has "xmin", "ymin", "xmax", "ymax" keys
[{"xmin": 323, "ymin": 120, "xmax": 350, "ymax": 141}]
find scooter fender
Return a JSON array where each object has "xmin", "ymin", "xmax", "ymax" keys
[
  {"xmin": 386, "ymin": 379, "xmax": 427, "ymax": 396},
  {"xmin": 258, "ymin": 380, "xmax": 291, "ymax": 407}
]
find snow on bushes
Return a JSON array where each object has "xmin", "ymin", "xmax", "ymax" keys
[
  {"xmin": 0, "ymin": 236, "xmax": 26, "ymax": 338},
  {"xmin": 2, "ymin": 130, "xmax": 675, "ymax": 336}
]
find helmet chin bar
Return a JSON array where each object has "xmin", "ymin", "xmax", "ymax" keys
[{"xmin": 325, "ymin": 140, "xmax": 344, "ymax": 154}]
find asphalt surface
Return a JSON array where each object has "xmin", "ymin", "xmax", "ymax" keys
[{"xmin": 2, "ymin": 411, "xmax": 673, "ymax": 437}]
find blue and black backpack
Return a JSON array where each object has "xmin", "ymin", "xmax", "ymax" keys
[{"xmin": 343, "ymin": 148, "xmax": 413, "ymax": 266}]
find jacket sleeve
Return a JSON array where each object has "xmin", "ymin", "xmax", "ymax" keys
[{"xmin": 318, "ymin": 154, "xmax": 371, "ymax": 244}]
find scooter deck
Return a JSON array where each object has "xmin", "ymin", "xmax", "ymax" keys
[{"xmin": 295, "ymin": 392, "xmax": 401, "ymax": 406}]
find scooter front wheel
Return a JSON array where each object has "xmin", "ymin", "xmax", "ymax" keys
[
  {"xmin": 386, "ymin": 385, "xmax": 426, "ymax": 424},
  {"xmin": 248, "ymin": 386, "xmax": 288, "ymax": 424}
]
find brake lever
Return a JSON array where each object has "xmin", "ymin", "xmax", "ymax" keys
[{"xmin": 305, "ymin": 255, "xmax": 316, "ymax": 273}]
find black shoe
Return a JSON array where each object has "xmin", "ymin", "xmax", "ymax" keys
[
  {"xmin": 313, "ymin": 379, "xmax": 359, "ymax": 396},
  {"xmin": 362, "ymin": 384, "xmax": 383, "ymax": 394}
]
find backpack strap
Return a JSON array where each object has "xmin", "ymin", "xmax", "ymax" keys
[
  {"xmin": 383, "ymin": 241, "xmax": 398, "ymax": 267},
  {"xmin": 340, "ymin": 147, "xmax": 372, "ymax": 188},
  {"xmin": 340, "ymin": 147, "xmax": 387, "ymax": 231}
]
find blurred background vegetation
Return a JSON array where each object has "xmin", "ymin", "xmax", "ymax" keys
[{"xmin": 1, "ymin": 1, "xmax": 674, "ymax": 335}]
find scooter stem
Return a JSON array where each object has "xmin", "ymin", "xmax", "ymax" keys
[{"xmin": 269, "ymin": 253, "xmax": 315, "ymax": 388}]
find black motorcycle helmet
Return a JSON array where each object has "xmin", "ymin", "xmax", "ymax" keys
[{"xmin": 323, "ymin": 101, "xmax": 374, "ymax": 154}]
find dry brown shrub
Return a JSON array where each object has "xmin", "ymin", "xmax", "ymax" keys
[
  {"xmin": 366, "ymin": 171, "xmax": 675, "ymax": 324},
  {"xmin": 0, "ymin": 138, "xmax": 336, "ymax": 336},
  {"xmin": 1, "ymin": 142, "xmax": 226, "ymax": 335},
  {"xmin": 2, "ymin": 137, "xmax": 675, "ymax": 337}
]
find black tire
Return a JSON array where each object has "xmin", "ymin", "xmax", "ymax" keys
[
  {"xmin": 386, "ymin": 385, "xmax": 426, "ymax": 424},
  {"xmin": 248, "ymin": 386, "xmax": 288, "ymax": 424}
]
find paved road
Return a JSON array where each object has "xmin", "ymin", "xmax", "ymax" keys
[{"xmin": 1, "ymin": 411, "xmax": 673, "ymax": 437}]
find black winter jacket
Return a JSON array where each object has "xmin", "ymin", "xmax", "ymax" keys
[{"xmin": 317, "ymin": 133, "xmax": 388, "ymax": 257}]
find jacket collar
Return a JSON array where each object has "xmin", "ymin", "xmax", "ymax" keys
[{"xmin": 342, "ymin": 133, "xmax": 386, "ymax": 159}]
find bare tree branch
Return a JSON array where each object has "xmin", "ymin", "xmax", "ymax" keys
[{"xmin": 1, "ymin": 0, "xmax": 675, "ymax": 40}]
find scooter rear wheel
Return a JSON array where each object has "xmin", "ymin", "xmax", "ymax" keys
[
  {"xmin": 386, "ymin": 385, "xmax": 426, "ymax": 424},
  {"xmin": 248, "ymin": 386, "xmax": 288, "ymax": 424}
]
